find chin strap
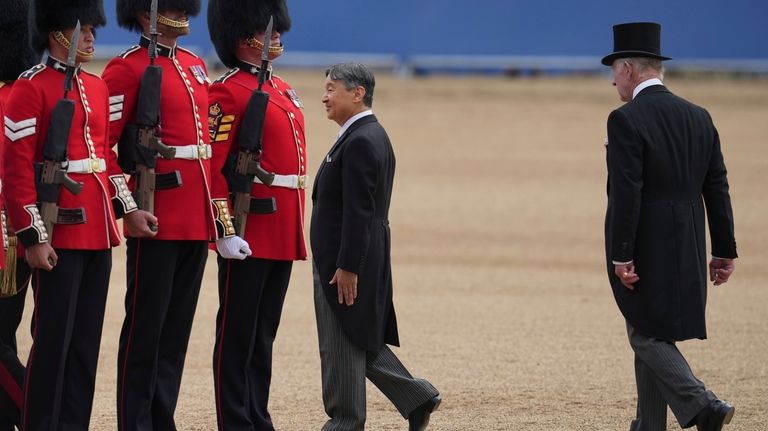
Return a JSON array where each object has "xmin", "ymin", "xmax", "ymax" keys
[
  {"xmin": 53, "ymin": 31, "xmax": 94, "ymax": 60},
  {"xmin": 245, "ymin": 36, "xmax": 284, "ymax": 60},
  {"xmin": 157, "ymin": 14, "xmax": 190, "ymax": 28}
]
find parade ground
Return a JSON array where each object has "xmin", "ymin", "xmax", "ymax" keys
[{"xmin": 16, "ymin": 71, "xmax": 768, "ymax": 430}]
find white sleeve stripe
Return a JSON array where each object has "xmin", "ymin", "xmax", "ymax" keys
[
  {"xmin": 4, "ymin": 116, "xmax": 37, "ymax": 131},
  {"xmin": 5, "ymin": 126, "xmax": 36, "ymax": 141},
  {"xmin": 109, "ymin": 112, "xmax": 123, "ymax": 122},
  {"xmin": 109, "ymin": 103, "xmax": 124, "ymax": 113},
  {"xmin": 109, "ymin": 95, "xmax": 125, "ymax": 104}
]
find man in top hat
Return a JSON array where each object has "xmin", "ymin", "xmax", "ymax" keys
[
  {"xmin": 0, "ymin": 2, "xmax": 39, "ymax": 429},
  {"xmin": 313, "ymin": 62, "xmax": 441, "ymax": 431},
  {"xmin": 602, "ymin": 22, "xmax": 738, "ymax": 431},
  {"xmin": 102, "ymin": 0, "xmax": 243, "ymax": 428},
  {"xmin": 3, "ymin": 0, "xmax": 140, "ymax": 428},
  {"xmin": 207, "ymin": 0, "xmax": 305, "ymax": 429}
]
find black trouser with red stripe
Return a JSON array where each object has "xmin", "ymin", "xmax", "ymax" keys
[
  {"xmin": 0, "ymin": 259, "xmax": 32, "ymax": 431},
  {"xmin": 22, "ymin": 249, "xmax": 111, "ymax": 431},
  {"xmin": 213, "ymin": 257, "xmax": 292, "ymax": 431},
  {"xmin": 117, "ymin": 239, "xmax": 207, "ymax": 431}
]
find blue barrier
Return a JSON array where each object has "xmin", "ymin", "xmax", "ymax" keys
[{"xmin": 94, "ymin": 0, "xmax": 768, "ymax": 73}]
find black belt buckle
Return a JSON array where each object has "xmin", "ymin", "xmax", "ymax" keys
[
  {"xmin": 57, "ymin": 207, "xmax": 87, "ymax": 224},
  {"xmin": 249, "ymin": 197, "xmax": 277, "ymax": 214},
  {"xmin": 155, "ymin": 171, "xmax": 182, "ymax": 190}
]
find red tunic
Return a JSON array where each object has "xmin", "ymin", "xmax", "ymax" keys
[
  {"xmin": 3, "ymin": 61, "xmax": 122, "ymax": 250},
  {"xmin": 209, "ymin": 64, "xmax": 307, "ymax": 261},
  {"xmin": 102, "ymin": 37, "xmax": 231, "ymax": 241}
]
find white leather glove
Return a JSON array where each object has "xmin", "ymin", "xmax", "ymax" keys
[{"xmin": 216, "ymin": 236, "xmax": 252, "ymax": 260}]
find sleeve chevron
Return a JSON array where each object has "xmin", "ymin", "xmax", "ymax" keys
[{"xmin": 4, "ymin": 116, "xmax": 37, "ymax": 142}]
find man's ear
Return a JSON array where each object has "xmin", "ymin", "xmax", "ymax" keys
[
  {"xmin": 353, "ymin": 86, "xmax": 366, "ymax": 103},
  {"xmin": 623, "ymin": 60, "xmax": 633, "ymax": 76}
]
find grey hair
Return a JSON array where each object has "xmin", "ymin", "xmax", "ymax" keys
[
  {"xmin": 325, "ymin": 63, "xmax": 375, "ymax": 107},
  {"xmin": 619, "ymin": 57, "xmax": 665, "ymax": 79}
]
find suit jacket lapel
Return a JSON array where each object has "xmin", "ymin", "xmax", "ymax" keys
[
  {"xmin": 313, "ymin": 115, "xmax": 378, "ymax": 198},
  {"xmin": 328, "ymin": 115, "xmax": 378, "ymax": 157}
]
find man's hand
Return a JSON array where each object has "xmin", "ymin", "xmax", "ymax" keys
[
  {"xmin": 124, "ymin": 210, "xmax": 159, "ymax": 237},
  {"xmin": 26, "ymin": 242, "xmax": 58, "ymax": 271},
  {"xmin": 614, "ymin": 262, "xmax": 640, "ymax": 290},
  {"xmin": 330, "ymin": 268, "xmax": 358, "ymax": 306},
  {"xmin": 709, "ymin": 258, "xmax": 735, "ymax": 286},
  {"xmin": 216, "ymin": 236, "xmax": 252, "ymax": 260}
]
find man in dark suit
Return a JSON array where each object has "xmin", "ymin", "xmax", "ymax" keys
[
  {"xmin": 311, "ymin": 63, "xmax": 440, "ymax": 431},
  {"xmin": 603, "ymin": 23, "xmax": 738, "ymax": 431}
]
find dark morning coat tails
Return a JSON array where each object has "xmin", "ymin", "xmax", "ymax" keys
[
  {"xmin": 310, "ymin": 114, "xmax": 399, "ymax": 351},
  {"xmin": 605, "ymin": 85, "xmax": 737, "ymax": 342}
]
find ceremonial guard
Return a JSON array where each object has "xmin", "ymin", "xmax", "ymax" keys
[
  {"xmin": 0, "ymin": 2, "xmax": 38, "ymax": 429},
  {"xmin": 103, "ymin": 0, "xmax": 242, "ymax": 428},
  {"xmin": 3, "ymin": 0, "xmax": 135, "ymax": 428},
  {"xmin": 208, "ymin": 0, "xmax": 306, "ymax": 429}
]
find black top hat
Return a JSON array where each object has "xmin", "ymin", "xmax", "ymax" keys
[
  {"xmin": 208, "ymin": 0, "xmax": 291, "ymax": 69},
  {"xmin": 601, "ymin": 22, "xmax": 671, "ymax": 66},
  {"xmin": 117, "ymin": 0, "xmax": 201, "ymax": 33},
  {"xmin": 0, "ymin": 0, "xmax": 38, "ymax": 81},
  {"xmin": 29, "ymin": 0, "xmax": 106, "ymax": 57}
]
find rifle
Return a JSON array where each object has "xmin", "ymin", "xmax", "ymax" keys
[
  {"xmin": 228, "ymin": 16, "xmax": 277, "ymax": 237},
  {"xmin": 118, "ymin": 0, "xmax": 175, "ymax": 231},
  {"xmin": 35, "ymin": 21, "xmax": 84, "ymax": 245}
]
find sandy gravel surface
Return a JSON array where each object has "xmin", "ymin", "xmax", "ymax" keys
[{"xmin": 15, "ymin": 71, "xmax": 768, "ymax": 430}]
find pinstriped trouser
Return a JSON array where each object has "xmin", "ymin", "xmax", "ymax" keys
[
  {"xmin": 626, "ymin": 323, "xmax": 716, "ymax": 431},
  {"xmin": 313, "ymin": 264, "xmax": 439, "ymax": 431}
]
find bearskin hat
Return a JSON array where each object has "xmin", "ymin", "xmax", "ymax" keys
[
  {"xmin": 0, "ymin": 0, "xmax": 38, "ymax": 81},
  {"xmin": 117, "ymin": 0, "xmax": 202, "ymax": 33},
  {"xmin": 208, "ymin": 0, "xmax": 292, "ymax": 68},
  {"xmin": 29, "ymin": 0, "xmax": 106, "ymax": 57}
]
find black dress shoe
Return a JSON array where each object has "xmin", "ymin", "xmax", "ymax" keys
[
  {"xmin": 696, "ymin": 399, "xmax": 735, "ymax": 431},
  {"xmin": 408, "ymin": 395, "xmax": 441, "ymax": 431}
]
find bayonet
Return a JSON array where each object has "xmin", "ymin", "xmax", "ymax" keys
[
  {"xmin": 257, "ymin": 16, "xmax": 273, "ymax": 91},
  {"xmin": 63, "ymin": 20, "xmax": 80, "ymax": 97},
  {"xmin": 148, "ymin": 0, "xmax": 159, "ymax": 64}
]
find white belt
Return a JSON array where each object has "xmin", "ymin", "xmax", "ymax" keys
[
  {"xmin": 173, "ymin": 144, "xmax": 212, "ymax": 160},
  {"xmin": 254, "ymin": 174, "xmax": 307, "ymax": 190},
  {"xmin": 67, "ymin": 157, "xmax": 106, "ymax": 173}
]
